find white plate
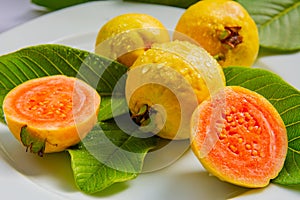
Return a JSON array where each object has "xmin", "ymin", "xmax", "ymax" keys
[{"xmin": 0, "ymin": 1, "xmax": 299, "ymax": 200}]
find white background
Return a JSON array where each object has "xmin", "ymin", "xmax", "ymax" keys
[{"xmin": 0, "ymin": 0, "xmax": 47, "ymax": 33}]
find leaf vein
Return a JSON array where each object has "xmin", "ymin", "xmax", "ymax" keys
[
  {"xmin": 289, "ymin": 135, "xmax": 300, "ymax": 143},
  {"xmin": 285, "ymin": 120, "xmax": 300, "ymax": 128},
  {"xmin": 280, "ymin": 104, "xmax": 300, "ymax": 115},
  {"xmin": 260, "ymin": 1, "xmax": 300, "ymax": 28},
  {"xmin": 19, "ymin": 55, "xmax": 51, "ymax": 76},
  {"xmin": 269, "ymin": 93, "xmax": 300, "ymax": 102},
  {"xmin": 0, "ymin": 65, "xmax": 19, "ymax": 88},
  {"xmin": 26, "ymin": 48, "xmax": 64, "ymax": 74},
  {"xmin": 9, "ymin": 59, "xmax": 31, "ymax": 80}
]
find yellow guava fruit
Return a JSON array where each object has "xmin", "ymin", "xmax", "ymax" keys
[
  {"xmin": 95, "ymin": 13, "xmax": 170, "ymax": 67},
  {"xmin": 174, "ymin": 0, "xmax": 259, "ymax": 67},
  {"xmin": 125, "ymin": 40, "xmax": 225, "ymax": 140}
]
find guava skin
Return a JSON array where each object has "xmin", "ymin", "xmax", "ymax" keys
[
  {"xmin": 95, "ymin": 13, "xmax": 170, "ymax": 67},
  {"xmin": 126, "ymin": 41, "xmax": 226, "ymax": 140},
  {"xmin": 174, "ymin": 0, "xmax": 259, "ymax": 67},
  {"xmin": 126, "ymin": 64, "xmax": 198, "ymax": 140}
]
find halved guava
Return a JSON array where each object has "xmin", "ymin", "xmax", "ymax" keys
[
  {"xmin": 3, "ymin": 75, "xmax": 100, "ymax": 155},
  {"xmin": 190, "ymin": 86, "xmax": 287, "ymax": 188}
]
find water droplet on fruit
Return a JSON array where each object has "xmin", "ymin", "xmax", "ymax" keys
[{"xmin": 141, "ymin": 66, "xmax": 150, "ymax": 74}]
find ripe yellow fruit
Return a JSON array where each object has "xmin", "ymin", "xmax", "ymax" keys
[
  {"xmin": 174, "ymin": 0, "xmax": 259, "ymax": 67},
  {"xmin": 126, "ymin": 40, "xmax": 225, "ymax": 140},
  {"xmin": 95, "ymin": 13, "xmax": 170, "ymax": 67}
]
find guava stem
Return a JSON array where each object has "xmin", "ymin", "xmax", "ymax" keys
[
  {"xmin": 220, "ymin": 26, "xmax": 243, "ymax": 49},
  {"xmin": 131, "ymin": 104, "xmax": 156, "ymax": 127}
]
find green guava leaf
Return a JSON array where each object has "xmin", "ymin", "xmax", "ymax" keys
[
  {"xmin": 31, "ymin": 0, "xmax": 97, "ymax": 10},
  {"xmin": 237, "ymin": 0, "xmax": 300, "ymax": 51},
  {"xmin": 68, "ymin": 118, "xmax": 158, "ymax": 193},
  {"xmin": 224, "ymin": 66, "xmax": 300, "ymax": 185},
  {"xmin": 0, "ymin": 89, "xmax": 9, "ymax": 124},
  {"xmin": 32, "ymin": 0, "xmax": 199, "ymax": 10},
  {"xmin": 98, "ymin": 96, "xmax": 129, "ymax": 122},
  {"xmin": 123, "ymin": 0, "xmax": 198, "ymax": 8},
  {"xmin": 0, "ymin": 44, "xmax": 128, "ymax": 124}
]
